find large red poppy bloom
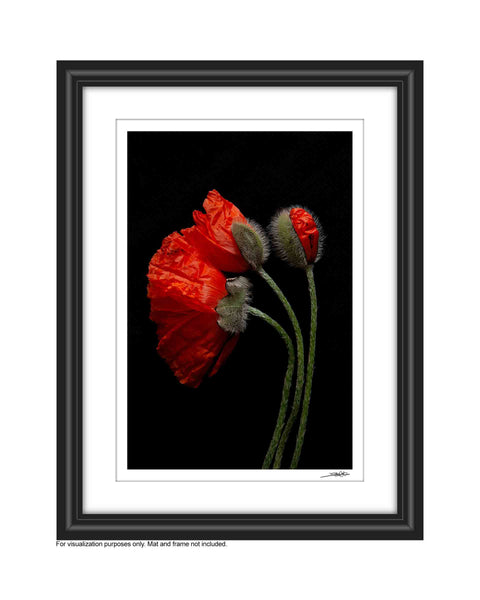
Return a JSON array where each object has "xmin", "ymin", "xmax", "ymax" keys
[
  {"xmin": 147, "ymin": 232, "xmax": 239, "ymax": 388},
  {"xmin": 181, "ymin": 189, "xmax": 250, "ymax": 272},
  {"xmin": 289, "ymin": 207, "xmax": 321, "ymax": 264}
]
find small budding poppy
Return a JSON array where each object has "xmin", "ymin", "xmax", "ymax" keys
[
  {"xmin": 269, "ymin": 206, "xmax": 325, "ymax": 269},
  {"xmin": 147, "ymin": 231, "xmax": 251, "ymax": 388},
  {"xmin": 231, "ymin": 220, "xmax": 269, "ymax": 271},
  {"xmin": 216, "ymin": 276, "xmax": 252, "ymax": 333}
]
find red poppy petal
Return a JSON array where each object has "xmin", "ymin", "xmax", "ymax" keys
[
  {"xmin": 148, "ymin": 232, "xmax": 227, "ymax": 308},
  {"xmin": 147, "ymin": 208, "xmax": 246, "ymax": 387},
  {"xmin": 149, "ymin": 231, "xmax": 226, "ymax": 284},
  {"xmin": 289, "ymin": 207, "xmax": 319, "ymax": 263},
  {"xmin": 156, "ymin": 312, "xmax": 229, "ymax": 388},
  {"xmin": 148, "ymin": 291, "xmax": 212, "ymax": 317},
  {"xmin": 148, "ymin": 272, "xmax": 225, "ymax": 311},
  {"xmin": 183, "ymin": 190, "xmax": 250, "ymax": 273},
  {"xmin": 203, "ymin": 189, "xmax": 248, "ymax": 232},
  {"xmin": 152, "ymin": 311, "xmax": 198, "ymax": 346},
  {"xmin": 181, "ymin": 224, "xmax": 250, "ymax": 273}
]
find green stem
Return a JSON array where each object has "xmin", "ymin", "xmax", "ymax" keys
[
  {"xmin": 291, "ymin": 265, "xmax": 317, "ymax": 468},
  {"xmin": 247, "ymin": 307, "xmax": 295, "ymax": 469},
  {"xmin": 257, "ymin": 267, "xmax": 305, "ymax": 469}
]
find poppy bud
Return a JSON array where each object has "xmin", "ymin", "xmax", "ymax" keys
[
  {"xmin": 216, "ymin": 276, "xmax": 252, "ymax": 334},
  {"xmin": 231, "ymin": 220, "xmax": 270, "ymax": 271},
  {"xmin": 269, "ymin": 207, "xmax": 325, "ymax": 269}
]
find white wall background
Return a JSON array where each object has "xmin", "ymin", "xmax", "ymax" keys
[{"xmin": 1, "ymin": 1, "xmax": 479, "ymax": 598}]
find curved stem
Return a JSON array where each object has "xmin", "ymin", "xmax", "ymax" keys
[
  {"xmin": 257, "ymin": 267, "xmax": 305, "ymax": 469},
  {"xmin": 291, "ymin": 265, "xmax": 317, "ymax": 468},
  {"xmin": 248, "ymin": 307, "xmax": 295, "ymax": 469}
]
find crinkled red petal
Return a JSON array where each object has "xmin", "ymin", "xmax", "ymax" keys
[
  {"xmin": 147, "ymin": 231, "xmax": 236, "ymax": 387},
  {"xmin": 289, "ymin": 207, "xmax": 319, "ymax": 263},
  {"xmin": 148, "ymin": 231, "xmax": 227, "ymax": 309},
  {"xmin": 154, "ymin": 311, "xmax": 231, "ymax": 388},
  {"xmin": 181, "ymin": 224, "xmax": 249, "ymax": 273},
  {"xmin": 182, "ymin": 190, "xmax": 250, "ymax": 273}
]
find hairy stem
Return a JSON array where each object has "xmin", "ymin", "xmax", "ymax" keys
[
  {"xmin": 291, "ymin": 265, "xmax": 317, "ymax": 468},
  {"xmin": 248, "ymin": 306, "xmax": 295, "ymax": 469},
  {"xmin": 257, "ymin": 267, "xmax": 305, "ymax": 469}
]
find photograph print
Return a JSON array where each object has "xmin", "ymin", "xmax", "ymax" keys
[{"xmin": 125, "ymin": 125, "xmax": 356, "ymax": 473}]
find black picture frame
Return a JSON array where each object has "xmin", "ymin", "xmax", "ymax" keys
[{"xmin": 57, "ymin": 60, "xmax": 423, "ymax": 540}]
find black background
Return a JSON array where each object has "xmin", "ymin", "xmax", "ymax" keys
[{"xmin": 128, "ymin": 131, "xmax": 352, "ymax": 469}]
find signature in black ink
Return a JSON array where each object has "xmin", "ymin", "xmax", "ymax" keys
[{"xmin": 320, "ymin": 471, "xmax": 350, "ymax": 479}]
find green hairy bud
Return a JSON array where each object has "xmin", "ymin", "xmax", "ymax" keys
[
  {"xmin": 216, "ymin": 276, "xmax": 252, "ymax": 334},
  {"xmin": 231, "ymin": 220, "xmax": 270, "ymax": 271},
  {"xmin": 269, "ymin": 210, "xmax": 308, "ymax": 269}
]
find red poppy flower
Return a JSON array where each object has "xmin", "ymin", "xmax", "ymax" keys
[
  {"xmin": 181, "ymin": 190, "xmax": 251, "ymax": 272},
  {"xmin": 147, "ymin": 232, "xmax": 239, "ymax": 388},
  {"xmin": 289, "ymin": 207, "xmax": 321, "ymax": 264}
]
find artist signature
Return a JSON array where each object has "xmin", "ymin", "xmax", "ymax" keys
[{"xmin": 320, "ymin": 471, "xmax": 350, "ymax": 479}]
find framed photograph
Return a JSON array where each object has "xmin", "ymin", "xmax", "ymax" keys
[{"xmin": 57, "ymin": 61, "xmax": 423, "ymax": 540}]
